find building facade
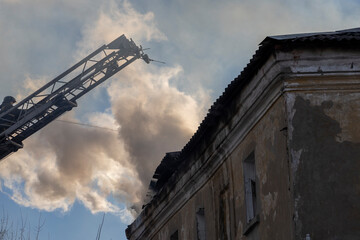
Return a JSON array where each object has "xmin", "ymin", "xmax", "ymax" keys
[{"xmin": 126, "ymin": 28, "xmax": 360, "ymax": 240}]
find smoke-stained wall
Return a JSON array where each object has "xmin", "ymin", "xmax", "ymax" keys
[{"xmin": 286, "ymin": 83, "xmax": 360, "ymax": 240}]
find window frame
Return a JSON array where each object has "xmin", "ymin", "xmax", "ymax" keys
[{"xmin": 242, "ymin": 152, "xmax": 259, "ymax": 235}]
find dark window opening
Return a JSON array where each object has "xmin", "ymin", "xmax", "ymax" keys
[
  {"xmin": 170, "ymin": 230, "xmax": 178, "ymax": 240},
  {"xmin": 196, "ymin": 208, "xmax": 206, "ymax": 240},
  {"xmin": 243, "ymin": 152, "xmax": 257, "ymax": 223}
]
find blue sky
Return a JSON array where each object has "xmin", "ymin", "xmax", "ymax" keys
[{"xmin": 0, "ymin": 0, "xmax": 359, "ymax": 239}]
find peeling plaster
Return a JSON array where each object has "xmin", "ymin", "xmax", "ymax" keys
[
  {"xmin": 289, "ymin": 95, "xmax": 360, "ymax": 239},
  {"xmin": 272, "ymin": 210, "xmax": 277, "ymax": 222},
  {"xmin": 236, "ymin": 220, "xmax": 244, "ymax": 237},
  {"xmin": 290, "ymin": 149, "xmax": 303, "ymax": 174},
  {"xmin": 262, "ymin": 192, "xmax": 278, "ymax": 221},
  {"xmin": 285, "ymin": 93, "xmax": 297, "ymax": 143},
  {"xmin": 293, "ymin": 196, "xmax": 302, "ymax": 237},
  {"xmin": 291, "ymin": 92, "xmax": 360, "ymax": 143},
  {"xmin": 181, "ymin": 225, "xmax": 186, "ymax": 240},
  {"xmin": 261, "ymin": 173, "xmax": 267, "ymax": 185}
]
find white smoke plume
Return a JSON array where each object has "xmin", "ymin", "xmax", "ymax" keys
[{"xmin": 0, "ymin": 0, "xmax": 208, "ymax": 223}]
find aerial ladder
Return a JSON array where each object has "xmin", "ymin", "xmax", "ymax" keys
[{"xmin": 0, "ymin": 35, "xmax": 151, "ymax": 160}]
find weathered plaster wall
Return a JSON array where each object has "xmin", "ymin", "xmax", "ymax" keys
[
  {"xmin": 149, "ymin": 97, "xmax": 293, "ymax": 240},
  {"xmin": 152, "ymin": 184, "xmax": 215, "ymax": 240},
  {"xmin": 230, "ymin": 96, "xmax": 293, "ymax": 240},
  {"xmin": 127, "ymin": 35, "xmax": 360, "ymax": 240},
  {"xmin": 286, "ymin": 82, "xmax": 360, "ymax": 240}
]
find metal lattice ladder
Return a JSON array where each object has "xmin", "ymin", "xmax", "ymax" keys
[{"xmin": 0, "ymin": 35, "xmax": 150, "ymax": 160}]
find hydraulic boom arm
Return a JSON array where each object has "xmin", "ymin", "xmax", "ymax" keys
[{"xmin": 0, "ymin": 35, "xmax": 150, "ymax": 160}]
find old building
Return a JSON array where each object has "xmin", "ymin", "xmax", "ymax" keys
[{"xmin": 126, "ymin": 28, "xmax": 360, "ymax": 240}]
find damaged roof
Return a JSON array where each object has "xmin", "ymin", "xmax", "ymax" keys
[
  {"xmin": 146, "ymin": 27, "xmax": 360, "ymax": 198},
  {"xmin": 262, "ymin": 27, "xmax": 360, "ymax": 42},
  {"xmin": 149, "ymin": 151, "xmax": 181, "ymax": 192}
]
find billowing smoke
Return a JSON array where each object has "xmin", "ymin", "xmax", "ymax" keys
[
  {"xmin": 0, "ymin": 111, "xmax": 143, "ymax": 223},
  {"xmin": 108, "ymin": 63, "xmax": 206, "ymax": 195},
  {"xmin": 0, "ymin": 0, "xmax": 208, "ymax": 223}
]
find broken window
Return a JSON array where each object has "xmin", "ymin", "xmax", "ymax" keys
[
  {"xmin": 170, "ymin": 230, "xmax": 178, "ymax": 240},
  {"xmin": 243, "ymin": 152, "xmax": 257, "ymax": 223},
  {"xmin": 196, "ymin": 208, "xmax": 206, "ymax": 240}
]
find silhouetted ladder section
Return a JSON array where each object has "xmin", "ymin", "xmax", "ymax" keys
[{"xmin": 0, "ymin": 35, "xmax": 150, "ymax": 160}]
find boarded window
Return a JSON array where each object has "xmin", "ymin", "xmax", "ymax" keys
[
  {"xmin": 196, "ymin": 208, "xmax": 206, "ymax": 240},
  {"xmin": 243, "ymin": 152, "xmax": 257, "ymax": 223}
]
